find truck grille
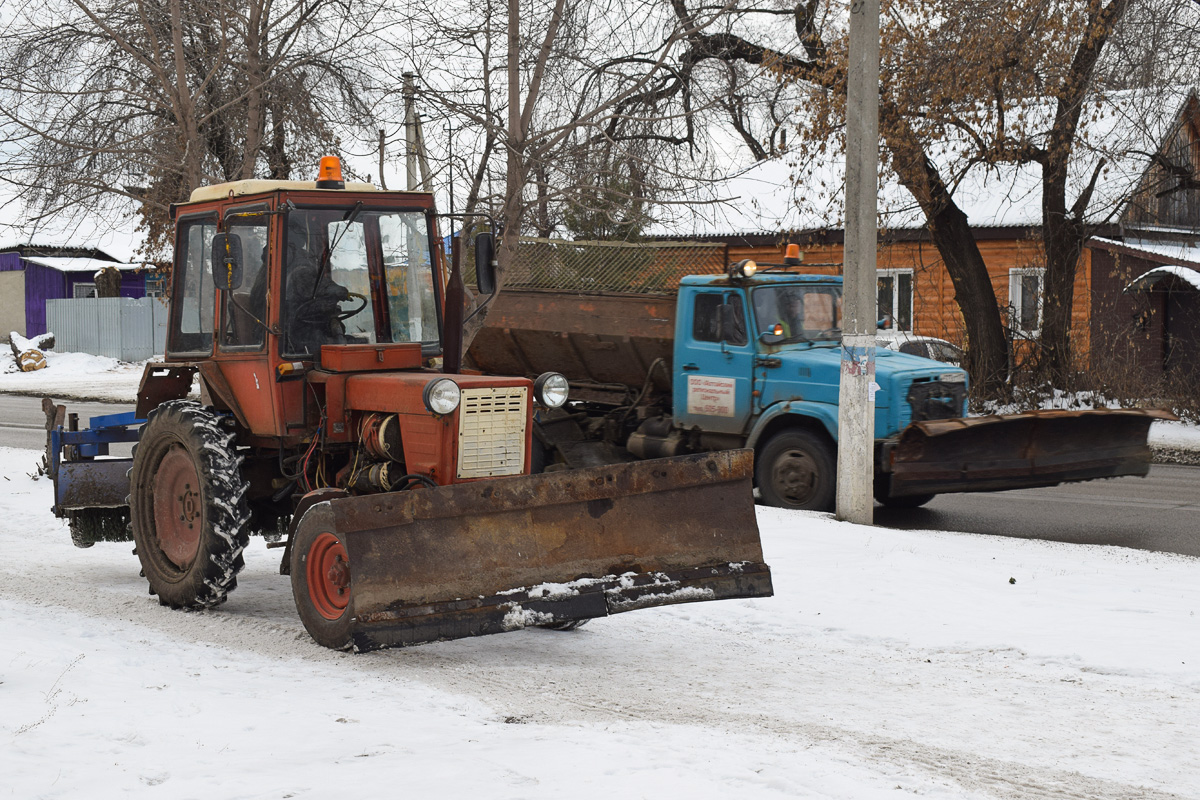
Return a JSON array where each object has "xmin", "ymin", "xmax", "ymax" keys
[
  {"xmin": 457, "ymin": 387, "xmax": 529, "ymax": 478},
  {"xmin": 907, "ymin": 380, "xmax": 968, "ymax": 422}
]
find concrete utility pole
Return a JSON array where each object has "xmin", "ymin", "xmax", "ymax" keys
[
  {"xmin": 836, "ymin": 0, "xmax": 881, "ymax": 525},
  {"xmin": 403, "ymin": 72, "xmax": 420, "ymax": 191}
]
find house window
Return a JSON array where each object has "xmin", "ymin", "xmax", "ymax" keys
[
  {"xmin": 73, "ymin": 282, "xmax": 96, "ymax": 299},
  {"xmin": 1009, "ymin": 268, "xmax": 1044, "ymax": 335},
  {"xmin": 877, "ymin": 270, "xmax": 913, "ymax": 332},
  {"xmin": 145, "ymin": 274, "xmax": 167, "ymax": 297}
]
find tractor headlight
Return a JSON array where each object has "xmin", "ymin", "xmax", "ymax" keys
[
  {"xmin": 533, "ymin": 372, "xmax": 569, "ymax": 408},
  {"xmin": 423, "ymin": 378, "xmax": 461, "ymax": 415}
]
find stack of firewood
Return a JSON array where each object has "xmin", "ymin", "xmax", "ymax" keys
[{"xmin": 9, "ymin": 331, "xmax": 55, "ymax": 371}]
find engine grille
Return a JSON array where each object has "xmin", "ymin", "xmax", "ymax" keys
[
  {"xmin": 907, "ymin": 380, "xmax": 968, "ymax": 422},
  {"xmin": 457, "ymin": 387, "xmax": 529, "ymax": 478}
]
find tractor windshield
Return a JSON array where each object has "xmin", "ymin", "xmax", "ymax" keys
[
  {"xmin": 281, "ymin": 208, "xmax": 439, "ymax": 357},
  {"xmin": 751, "ymin": 284, "xmax": 843, "ymax": 344}
]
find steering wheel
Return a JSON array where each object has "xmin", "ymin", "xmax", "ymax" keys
[{"xmin": 336, "ymin": 292, "xmax": 369, "ymax": 321}]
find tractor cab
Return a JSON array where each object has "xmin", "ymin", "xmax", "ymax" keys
[
  {"xmin": 150, "ymin": 158, "xmax": 486, "ymax": 443},
  {"xmin": 168, "ymin": 162, "xmax": 443, "ymax": 365}
]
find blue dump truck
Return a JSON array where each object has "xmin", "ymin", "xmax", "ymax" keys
[{"xmin": 468, "ymin": 258, "xmax": 1171, "ymax": 510}]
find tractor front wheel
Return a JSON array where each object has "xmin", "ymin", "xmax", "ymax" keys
[
  {"xmin": 290, "ymin": 520, "xmax": 355, "ymax": 650},
  {"xmin": 128, "ymin": 401, "xmax": 250, "ymax": 608}
]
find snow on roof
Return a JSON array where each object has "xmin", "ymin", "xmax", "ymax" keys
[
  {"xmin": 654, "ymin": 87, "xmax": 1197, "ymax": 238},
  {"xmin": 0, "ymin": 242, "xmax": 123, "ymax": 261},
  {"xmin": 1091, "ymin": 236, "xmax": 1200, "ymax": 267},
  {"xmin": 20, "ymin": 255, "xmax": 149, "ymax": 273},
  {"xmin": 1125, "ymin": 265, "xmax": 1200, "ymax": 292}
]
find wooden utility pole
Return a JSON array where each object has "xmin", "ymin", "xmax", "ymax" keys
[{"xmin": 836, "ymin": 0, "xmax": 880, "ymax": 525}]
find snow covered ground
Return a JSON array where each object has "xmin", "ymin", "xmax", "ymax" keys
[
  {"xmin": 0, "ymin": 349, "xmax": 149, "ymax": 403},
  {"xmin": 2, "ymin": 444, "xmax": 1197, "ymax": 799}
]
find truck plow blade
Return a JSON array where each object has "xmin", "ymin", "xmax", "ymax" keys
[
  {"xmin": 888, "ymin": 408, "xmax": 1177, "ymax": 498},
  {"xmin": 292, "ymin": 450, "xmax": 771, "ymax": 651}
]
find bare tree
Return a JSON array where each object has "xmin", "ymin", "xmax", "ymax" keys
[
  {"xmin": 380, "ymin": 0, "xmax": 734, "ymax": 341},
  {"xmin": 661, "ymin": 0, "xmax": 1200, "ymax": 394},
  {"xmin": 0, "ymin": 0, "xmax": 384, "ymax": 255}
]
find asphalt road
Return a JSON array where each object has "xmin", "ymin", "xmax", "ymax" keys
[
  {"xmin": 0, "ymin": 394, "xmax": 136, "ymax": 454},
  {"xmin": 876, "ymin": 464, "xmax": 1200, "ymax": 557},
  {"xmin": 2, "ymin": 393, "xmax": 1197, "ymax": 557}
]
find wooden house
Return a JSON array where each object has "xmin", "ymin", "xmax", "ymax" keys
[
  {"xmin": 656, "ymin": 88, "xmax": 1200, "ymax": 379},
  {"xmin": 0, "ymin": 243, "xmax": 158, "ymax": 339}
]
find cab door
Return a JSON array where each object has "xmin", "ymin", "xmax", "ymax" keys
[{"xmin": 672, "ymin": 288, "xmax": 755, "ymax": 435}]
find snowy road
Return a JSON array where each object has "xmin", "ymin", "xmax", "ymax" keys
[{"xmin": 3, "ymin": 445, "xmax": 1198, "ymax": 799}]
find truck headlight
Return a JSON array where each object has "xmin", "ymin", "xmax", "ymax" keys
[
  {"xmin": 423, "ymin": 378, "xmax": 461, "ymax": 415},
  {"xmin": 533, "ymin": 372, "xmax": 569, "ymax": 408}
]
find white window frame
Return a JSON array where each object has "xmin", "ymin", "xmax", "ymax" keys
[
  {"xmin": 72, "ymin": 282, "xmax": 96, "ymax": 299},
  {"xmin": 1008, "ymin": 267, "xmax": 1044, "ymax": 336},
  {"xmin": 877, "ymin": 268, "xmax": 914, "ymax": 332}
]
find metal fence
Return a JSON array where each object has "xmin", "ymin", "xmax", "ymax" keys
[
  {"xmin": 464, "ymin": 238, "xmax": 728, "ymax": 295},
  {"xmin": 47, "ymin": 297, "xmax": 169, "ymax": 362}
]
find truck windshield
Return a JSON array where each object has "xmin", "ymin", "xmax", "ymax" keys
[
  {"xmin": 281, "ymin": 208, "xmax": 438, "ymax": 357},
  {"xmin": 752, "ymin": 285, "xmax": 843, "ymax": 343}
]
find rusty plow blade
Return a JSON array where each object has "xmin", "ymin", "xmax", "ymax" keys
[
  {"xmin": 295, "ymin": 450, "xmax": 771, "ymax": 651},
  {"xmin": 888, "ymin": 408, "xmax": 1177, "ymax": 498}
]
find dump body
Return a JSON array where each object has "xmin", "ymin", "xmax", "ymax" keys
[{"xmin": 468, "ymin": 289, "xmax": 676, "ymax": 403}]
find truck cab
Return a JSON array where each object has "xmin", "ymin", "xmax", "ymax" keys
[{"xmin": 658, "ymin": 273, "xmax": 968, "ymax": 508}]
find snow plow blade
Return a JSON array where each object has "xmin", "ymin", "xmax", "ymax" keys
[
  {"xmin": 292, "ymin": 450, "xmax": 771, "ymax": 651},
  {"xmin": 887, "ymin": 408, "xmax": 1176, "ymax": 498}
]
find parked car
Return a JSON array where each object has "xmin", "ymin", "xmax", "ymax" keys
[{"xmin": 877, "ymin": 333, "xmax": 964, "ymax": 366}]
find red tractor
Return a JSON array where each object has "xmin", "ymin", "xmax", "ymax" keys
[{"xmin": 45, "ymin": 158, "xmax": 771, "ymax": 650}]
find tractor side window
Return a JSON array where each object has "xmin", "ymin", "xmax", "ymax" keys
[
  {"xmin": 692, "ymin": 293, "xmax": 747, "ymax": 345},
  {"xmin": 220, "ymin": 212, "xmax": 269, "ymax": 349},
  {"xmin": 169, "ymin": 217, "xmax": 217, "ymax": 355}
]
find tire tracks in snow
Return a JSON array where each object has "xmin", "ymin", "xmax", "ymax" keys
[{"xmin": 1, "ymin": 543, "xmax": 1194, "ymax": 800}]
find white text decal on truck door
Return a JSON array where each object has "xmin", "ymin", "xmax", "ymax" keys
[{"xmin": 687, "ymin": 375, "xmax": 737, "ymax": 417}]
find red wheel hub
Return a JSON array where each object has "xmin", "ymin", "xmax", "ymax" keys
[
  {"xmin": 153, "ymin": 444, "xmax": 203, "ymax": 568},
  {"xmin": 307, "ymin": 532, "xmax": 351, "ymax": 620}
]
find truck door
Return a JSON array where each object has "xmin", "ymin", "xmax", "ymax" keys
[{"xmin": 672, "ymin": 289, "xmax": 754, "ymax": 435}]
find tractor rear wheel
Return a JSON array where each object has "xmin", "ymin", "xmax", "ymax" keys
[{"xmin": 128, "ymin": 401, "xmax": 250, "ymax": 609}]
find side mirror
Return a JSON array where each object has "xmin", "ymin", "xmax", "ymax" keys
[
  {"xmin": 759, "ymin": 331, "xmax": 784, "ymax": 346},
  {"xmin": 474, "ymin": 232, "xmax": 497, "ymax": 296},
  {"xmin": 211, "ymin": 233, "xmax": 244, "ymax": 291}
]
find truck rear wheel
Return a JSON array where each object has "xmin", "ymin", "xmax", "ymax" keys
[
  {"xmin": 756, "ymin": 429, "xmax": 836, "ymax": 511},
  {"xmin": 128, "ymin": 401, "xmax": 250, "ymax": 609}
]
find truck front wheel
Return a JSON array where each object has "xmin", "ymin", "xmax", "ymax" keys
[
  {"xmin": 128, "ymin": 401, "xmax": 251, "ymax": 609},
  {"xmin": 756, "ymin": 429, "xmax": 836, "ymax": 511},
  {"xmin": 873, "ymin": 474, "xmax": 935, "ymax": 509}
]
